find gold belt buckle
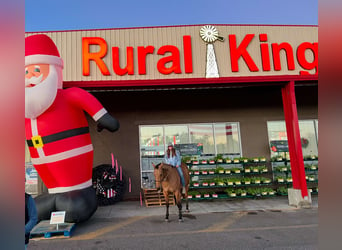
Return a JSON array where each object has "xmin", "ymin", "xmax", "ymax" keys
[{"xmin": 31, "ymin": 135, "xmax": 44, "ymax": 148}]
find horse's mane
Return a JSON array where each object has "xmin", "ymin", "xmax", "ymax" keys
[{"xmin": 155, "ymin": 163, "xmax": 173, "ymax": 169}]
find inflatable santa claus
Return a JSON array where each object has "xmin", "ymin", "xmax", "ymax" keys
[{"xmin": 25, "ymin": 34, "xmax": 119, "ymax": 223}]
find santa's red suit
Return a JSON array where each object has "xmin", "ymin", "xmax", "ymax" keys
[
  {"xmin": 25, "ymin": 34, "xmax": 119, "ymax": 223},
  {"xmin": 25, "ymin": 87, "xmax": 107, "ymax": 193}
]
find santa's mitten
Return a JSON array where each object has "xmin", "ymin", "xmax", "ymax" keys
[{"xmin": 97, "ymin": 113, "xmax": 120, "ymax": 132}]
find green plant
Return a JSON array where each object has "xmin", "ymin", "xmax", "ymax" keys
[
  {"xmin": 215, "ymin": 154, "xmax": 224, "ymax": 162},
  {"xmin": 226, "ymin": 177, "xmax": 235, "ymax": 185},
  {"xmin": 231, "ymin": 167, "xmax": 243, "ymax": 173},
  {"xmin": 242, "ymin": 177, "xmax": 252, "ymax": 184},
  {"xmin": 182, "ymin": 156, "xmax": 191, "ymax": 163},
  {"xmin": 225, "ymin": 188, "xmax": 236, "ymax": 196},
  {"xmin": 214, "ymin": 177, "xmax": 225, "ymax": 186},
  {"xmin": 216, "ymin": 166, "xmax": 225, "ymax": 174},
  {"xmin": 277, "ymin": 187, "xmax": 288, "ymax": 195}
]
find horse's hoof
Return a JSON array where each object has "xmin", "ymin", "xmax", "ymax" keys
[
  {"xmin": 185, "ymin": 209, "xmax": 190, "ymax": 213},
  {"xmin": 178, "ymin": 218, "xmax": 184, "ymax": 222},
  {"xmin": 164, "ymin": 219, "xmax": 169, "ymax": 222}
]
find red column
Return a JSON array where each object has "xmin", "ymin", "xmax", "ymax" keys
[{"xmin": 281, "ymin": 81, "xmax": 308, "ymax": 198}]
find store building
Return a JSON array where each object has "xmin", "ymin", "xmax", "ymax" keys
[{"xmin": 25, "ymin": 24, "xmax": 318, "ymax": 200}]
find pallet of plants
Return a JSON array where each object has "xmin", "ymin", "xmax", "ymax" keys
[{"xmin": 275, "ymin": 176, "xmax": 285, "ymax": 183}]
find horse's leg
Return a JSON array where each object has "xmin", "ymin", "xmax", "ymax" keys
[
  {"xmin": 163, "ymin": 190, "xmax": 169, "ymax": 222},
  {"xmin": 185, "ymin": 185, "xmax": 189, "ymax": 212},
  {"xmin": 175, "ymin": 191, "xmax": 183, "ymax": 222}
]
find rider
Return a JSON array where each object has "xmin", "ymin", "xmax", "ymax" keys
[{"xmin": 163, "ymin": 143, "xmax": 186, "ymax": 188}]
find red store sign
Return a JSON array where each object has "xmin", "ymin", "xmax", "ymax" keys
[{"xmin": 82, "ymin": 33, "xmax": 317, "ymax": 77}]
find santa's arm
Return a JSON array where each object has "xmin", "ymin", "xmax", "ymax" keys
[{"xmin": 67, "ymin": 87, "xmax": 120, "ymax": 132}]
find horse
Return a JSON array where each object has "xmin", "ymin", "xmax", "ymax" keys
[{"xmin": 153, "ymin": 162, "xmax": 190, "ymax": 222}]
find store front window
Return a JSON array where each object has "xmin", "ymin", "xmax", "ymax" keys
[
  {"xmin": 139, "ymin": 122, "xmax": 241, "ymax": 188},
  {"xmin": 267, "ymin": 120, "xmax": 318, "ymax": 159}
]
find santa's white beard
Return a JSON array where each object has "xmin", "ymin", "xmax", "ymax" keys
[{"xmin": 25, "ymin": 65, "xmax": 60, "ymax": 119}]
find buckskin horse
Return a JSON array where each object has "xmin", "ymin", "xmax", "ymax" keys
[{"xmin": 153, "ymin": 162, "xmax": 190, "ymax": 222}]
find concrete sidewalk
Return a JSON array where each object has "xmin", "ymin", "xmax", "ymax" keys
[{"xmin": 93, "ymin": 195, "xmax": 318, "ymax": 219}]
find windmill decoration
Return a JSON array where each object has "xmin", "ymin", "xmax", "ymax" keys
[{"xmin": 200, "ymin": 25, "xmax": 224, "ymax": 78}]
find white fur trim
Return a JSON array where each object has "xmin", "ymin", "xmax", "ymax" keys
[
  {"xmin": 25, "ymin": 54, "xmax": 64, "ymax": 68},
  {"xmin": 31, "ymin": 144, "xmax": 93, "ymax": 165},
  {"xmin": 48, "ymin": 179, "xmax": 92, "ymax": 194},
  {"xmin": 93, "ymin": 108, "xmax": 107, "ymax": 121}
]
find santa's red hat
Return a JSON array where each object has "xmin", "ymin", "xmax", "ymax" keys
[{"xmin": 25, "ymin": 34, "xmax": 64, "ymax": 68}]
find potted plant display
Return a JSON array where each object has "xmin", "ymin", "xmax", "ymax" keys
[
  {"xmin": 201, "ymin": 169, "xmax": 208, "ymax": 175},
  {"xmin": 195, "ymin": 192, "xmax": 202, "ymax": 199},
  {"xmin": 308, "ymin": 175, "xmax": 316, "ymax": 181},
  {"xmin": 259, "ymin": 156, "xmax": 266, "ymax": 162},
  {"xmin": 182, "ymin": 156, "xmax": 192, "ymax": 164},
  {"xmin": 276, "ymin": 176, "xmax": 285, "ymax": 183},
  {"xmin": 209, "ymin": 158, "xmax": 216, "ymax": 164},
  {"xmin": 268, "ymin": 188, "xmax": 276, "ymax": 196},
  {"xmin": 233, "ymin": 157, "xmax": 240, "ymax": 163},
  {"xmin": 252, "ymin": 176, "xmax": 261, "ymax": 184},
  {"xmin": 234, "ymin": 178, "xmax": 242, "ymax": 185},
  {"xmin": 240, "ymin": 157, "xmax": 249, "ymax": 163},
  {"xmin": 251, "ymin": 166, "xmax": 259, "ymax": 173},
  {"xmin": 192, "ymin": 159, "xmax": 199, "ymax": 165},
  {"xmin": 201, "ymin": 181, "xmax": 209, "ymax": 187},
  {"xmin": 187, "ymin": 191, "xmax": 197, "ymax": 199},
  {"xmin": 259, "ymin": 166, "xmax": 268, "ymax": 172},
  {"xmin": 277, "ymin": 187, "xmax": 288, "ymax": 195},
  {"xmin": 261, "ymin": 177, "xmax": 271, "ymax": 184},
  {"xmin": 242, "ymin": 177, "xmax": 251, "ymax": 185},
  {"xmin": 192, "ymin": 181, "xmax": 200, "ymax": 187},
  {"xmin": 225, "ymin": 188, "xmax": 236, "ymax": 197},
  {"xmin": 209, "ymin": 169, "xmax": 215, "ymax": 175},
  {"xmin": 286, "ymin": 177, "xmax": 293, "ymax": 183},
  {"xmin": 209, "ymin": 181, "xmax": 216, "ymax": 186},
  {"xmin": 215, "ymin": 154, "xmax": 224, "ymax": 163},
  {"xmin": 226, "ymin": 178, "xmax": 234, "ymax": 186},
  {"xmin": 310, "ymin": 165, "xmax": 318, "ymax": 170},
  {"xmin": 225, "ymin": 168, "xmax": 231, "ymax": 174},
  {"xmin": 244, "ymin": 167, "xmax": 251, "ymax": 173},
  {"xmin": 215, "ymin": 178, "xmax": 225, "ymax": 186},
  {"xmin": 212, "ymin": 193, "xmax": 218, "ymax": 198},
  {"xmin": 225, "ymin": 158, "xmax": 232, "ymax": 164},
  {"xmin": 232, "ymin": 167, "xmax": 242, "ymax": 174},
  {"xmin": 200, "ymin": 159, "xmax": 208, "ymax": 164},
  {"xmin": 216, "ymin": 166, "xmax": 225, "ymax": 174}
]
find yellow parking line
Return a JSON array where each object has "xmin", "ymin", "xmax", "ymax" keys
[
  {"xmin": 71, "ymin": 216, "xmax": 145, "ymax": 241},
  {"xmin": 199, "ymin": 212, "xmax": 246, "ymax": 233}
]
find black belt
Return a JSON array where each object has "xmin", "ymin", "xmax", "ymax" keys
[{"xmin": 27, "ymin": 127, "xmax": 89, "ymax": 148}]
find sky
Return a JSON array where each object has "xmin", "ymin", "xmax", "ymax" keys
[{"xmin": 25, "ymin": 0, "xmax": 318, "ymax": 32}]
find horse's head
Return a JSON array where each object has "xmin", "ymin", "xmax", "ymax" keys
[{"xmin": 153, "ymin": 162, "xmax": 166, "ymax": 190}]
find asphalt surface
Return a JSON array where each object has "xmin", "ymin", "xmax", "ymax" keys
[{"xmin": 28, "ymin": 196, "xmax": 318, "ymax": 250}]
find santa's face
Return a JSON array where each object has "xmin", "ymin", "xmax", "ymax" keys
[{"xmin": 25, "ymin": 64, "xmax": 59, "ymax": 119}]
